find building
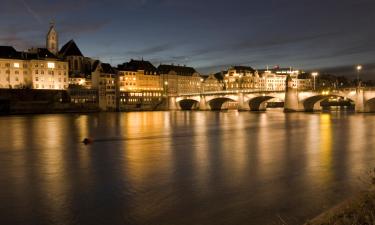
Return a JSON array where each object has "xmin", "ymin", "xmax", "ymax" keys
[
  {"xmin": 223, "ymin": 66, "xmax": 265, "ymax": 90},
  {"xmin": 0, "ymin": 46, "xmax": 68, "ymax": 90},
  {"xmin": 222, "ymin": 66, "xmax": 313, "ymax": 92},
  {"xmin": 157, "ymin": 64, "xmax": 202, "ymax": 95},
  {"xmin": 59, "ymin": 40, "xmax": 94, "ymax": 89},
  {"xmin": 46, "ymin": 21, "xmax": 58, "ymax": 55},
  {"xmin": 117, "ymin": 59, "xmax": 163, "ymax": 109},
  {"xmin": 259, "ymin": 68, "xmax": 312, "ymax": 90},
  {"xmin": 91, "ymin": 61, "xmax": 118, "ymax": 111},
  {"xmin": 201, "ymin": 74, "xmax": 224, "ymax": 92}
]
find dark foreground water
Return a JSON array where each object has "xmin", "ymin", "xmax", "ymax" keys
[{"xmin": 1, "ymin": 110, "xmax": 375, "ymax": 225}]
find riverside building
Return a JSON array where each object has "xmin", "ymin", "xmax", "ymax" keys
[
  {"xmin": 0, "ymin": 46, "xmax": 68, "ymax": 90},
  {"xmin": 116, "ymin": 59, "xmax": 163, "ymax": 110},
  {"xmin": 157, "ymin": 64, "xmax": 202, "ymax": 95},
  {"xmin": 222, "ymin": 66, "xmax": 312, "ymax": 91},
  {"xmin": 0, "ymin": 22, "xmax": 69, "ymax": 90},
  {"xmin": 91, "ymin": 61, "xmax": 118, "ymax": 111}
]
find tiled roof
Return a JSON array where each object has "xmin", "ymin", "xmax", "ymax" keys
[
  {"xmin": 157, "ymin": 64, "xmax": 197, "ymax": 76},
  {"xmin": 101, "ymin": 63, "xmax": 117, "ymax": 74},
  {"xmin": 0, "ymin": 46, "xmax": 58, "ymax": 60},
  {"xmin": 59, "ymin": 40, "xmax": 83, "ymax": 57},
  {"xmin": 0, "ymin": 46, "xmax": 21, "ymax": 59},
  {"xmin": 117, "ymin": 59, "xmax": 157, "ymax": 73}
]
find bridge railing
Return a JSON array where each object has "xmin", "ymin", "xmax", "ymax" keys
[
  {"xmin": 177, "ymin": 88, "xmax": 286, "ymax": 96},
  {"xmin": 175, "ymin": 87, "xmax": 374, "ymax": 97}
]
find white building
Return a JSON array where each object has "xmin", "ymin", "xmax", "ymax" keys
[
  {"xmin": 0, "ymin": 23, "xmax": 69, "ymax": 90},
  {"xmin": 0, "ymin": 47, "xmax": 68, "ymax": 90}
]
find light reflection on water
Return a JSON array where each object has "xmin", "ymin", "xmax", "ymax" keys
[{"xmin": 1, "ymin": 111, "xmax": 375, "ymax": 225}]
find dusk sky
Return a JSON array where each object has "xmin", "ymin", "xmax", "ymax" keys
[{"xmin": 1, "ymin": 0, "xmax": 375, "ymax": 78}]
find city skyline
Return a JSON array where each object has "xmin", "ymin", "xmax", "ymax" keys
[{"xmin": 1, "ymin": 0, "xmax": 375, "ymax": 79}]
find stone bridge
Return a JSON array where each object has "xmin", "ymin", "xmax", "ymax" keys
[{"xmin": 167, "ymin": 87, "xmax": 375, "ymax": 113}]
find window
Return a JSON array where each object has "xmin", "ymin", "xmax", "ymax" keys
[
  {"xmin": 47, "ymin": 62, "xmax": 55, "ymax": 69},
  {"xmin": 35, "ymin": 70, "xmax": 38, "ymax": 74},
  {"xmin": 14, "ymin": 63, "xmax": 20, "ymax": 68},
  {"xmin": 5, "ymin": 63, "xmax": 10, "ymax": 67}
]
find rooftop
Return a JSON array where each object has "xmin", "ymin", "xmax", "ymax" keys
[{"xmin": 157, "ymin": 64, "xmax": 197, "ymax": 76}]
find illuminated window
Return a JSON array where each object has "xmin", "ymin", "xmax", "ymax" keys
[
  {"xmin": 14, "ymin": 63, "xmax": 20, "ymax": 68},
  {"xmin": 47, "ymin": 62, "xmax": 55, "ymax": 69}
]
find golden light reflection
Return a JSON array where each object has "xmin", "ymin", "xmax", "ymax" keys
[
  {"xmin": 77, "ymin": 115, "xmax": 89, "ymax": 140},
  {"xmin": 123, "ymin": 112, "xmax": 173, "ymax": 188},
  {"xmin": 192, "ymin": 112, "xmax": 210, "ymax": 193},
  {"xmin": 319, "ymin": 114, "xmax": 333, "ymax": 183}
]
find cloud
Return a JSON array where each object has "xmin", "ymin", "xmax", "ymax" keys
[
  {"xmin": 126, "ymin": 43, "xmax": 176, "ymax": 55},
  {"xmin": 19, "ymin": 0, "xmax": 42, "ymax": 24},
  {"xmin": 320, "ymin": 63, "xmax": 375, "ymax": 80}
]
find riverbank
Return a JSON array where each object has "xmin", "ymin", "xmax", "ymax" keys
[{"xmin": 305, "ymin": 172, "xmax": 375, "ymax": 225}]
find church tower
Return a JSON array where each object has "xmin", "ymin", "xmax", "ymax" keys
[{"xmin": 46, "ymin": 21, "xmax": 58, "ymax": 55}]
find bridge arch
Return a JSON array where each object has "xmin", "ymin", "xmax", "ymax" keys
[
  {"xmin": 247, "ymin": 95, "xmax": 283, "ymax": 111},
  {"xmin": 303, "ymin": 94, "xmax": 354, "ymax": 111},
  {"xmin": 365, "ymin": 98, "xmax": 375, "ymax": 112},
  {"xmin": 178, "ymin": 99, "xmax": 199, "ymax": 110},
  {"xmin": 208, "ymin": 97, "xmax": 236, "ymax": 110}
]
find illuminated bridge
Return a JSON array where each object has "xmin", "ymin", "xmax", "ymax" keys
[{"xmin": 166, "ymin": 87, "xmax": 375, "ymax": 113}]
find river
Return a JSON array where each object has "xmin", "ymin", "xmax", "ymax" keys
[{"xmin": 0, "ymin": 110, "xmax": 375, "ymax": 225}]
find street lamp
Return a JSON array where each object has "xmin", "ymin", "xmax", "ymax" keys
[
  {"xmin": 164, "ymin": 81, "xmax": 169, "ymax": 109},
  {"xmin": 311, "ymin": 72, "xmax": 318, "ymax": 91},
  {"xmin": 356, "ymin": 65, "xmax": 362, "ymax": 88},
  {"xmin": 164, "ymin": 81, "xmax": 168, "ymax": 95},
  {"xmin": 200, "ymin": 78, "xmax": 204, "ymax": 94}
]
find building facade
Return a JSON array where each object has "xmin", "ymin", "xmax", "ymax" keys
[
  {"xmin": 158, "ymin": 64, "xmax": 202, "ymax": 95},
  {"xmin": 0, "ymin": 46, "xmax": 68, "ymax": 90},
  {"xmin": 202, "ymin": 74, "xmax": 224, "ymax": 92},
  {"xmin": 116, "ymin": 59, "xmax": 163, "ymax": 109},
  {"xmin": 222, "ymin": 66, "xmax": 313, "ymax": 92}
]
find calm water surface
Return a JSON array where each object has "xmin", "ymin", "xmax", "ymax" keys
[{"xmin": 1, "ymin": 110, "xmax": 375, "ymax": 225}]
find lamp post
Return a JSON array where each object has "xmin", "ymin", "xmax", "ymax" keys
[
  {"xmin": 164, "ymin": 80, "xmax": 169, "ymax": 109},
  {"xmin": 200, "ymin": 78, "xmax": 204, "ymax": 94},
  {"xmin": 311, "ymin": 72, "xmax": 318, "ymax": 91},
  {"xmin": 356, "ymin": 65, "xmax": 362, "ymax": 89}
]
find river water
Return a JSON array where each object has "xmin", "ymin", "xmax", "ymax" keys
[{"xmin": 0, "ymin": 110, "xmax": 375, "ymax": 225}]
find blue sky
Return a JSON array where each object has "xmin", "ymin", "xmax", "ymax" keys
[{"xmin": 1, "ymin": 0, "xmax": 375, "ymax": 78}]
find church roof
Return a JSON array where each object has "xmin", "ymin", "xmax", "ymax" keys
[
  {"xmin": 157, "ymin": 64, "xmax": 197, "ymax": 76},
  {"xmin": 47, "ymin": 23, "xmax": 57, "ymax": 36},
  {"xmin": 59, "ymin": 40, "xmax": 83, "ymax": 57}
]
